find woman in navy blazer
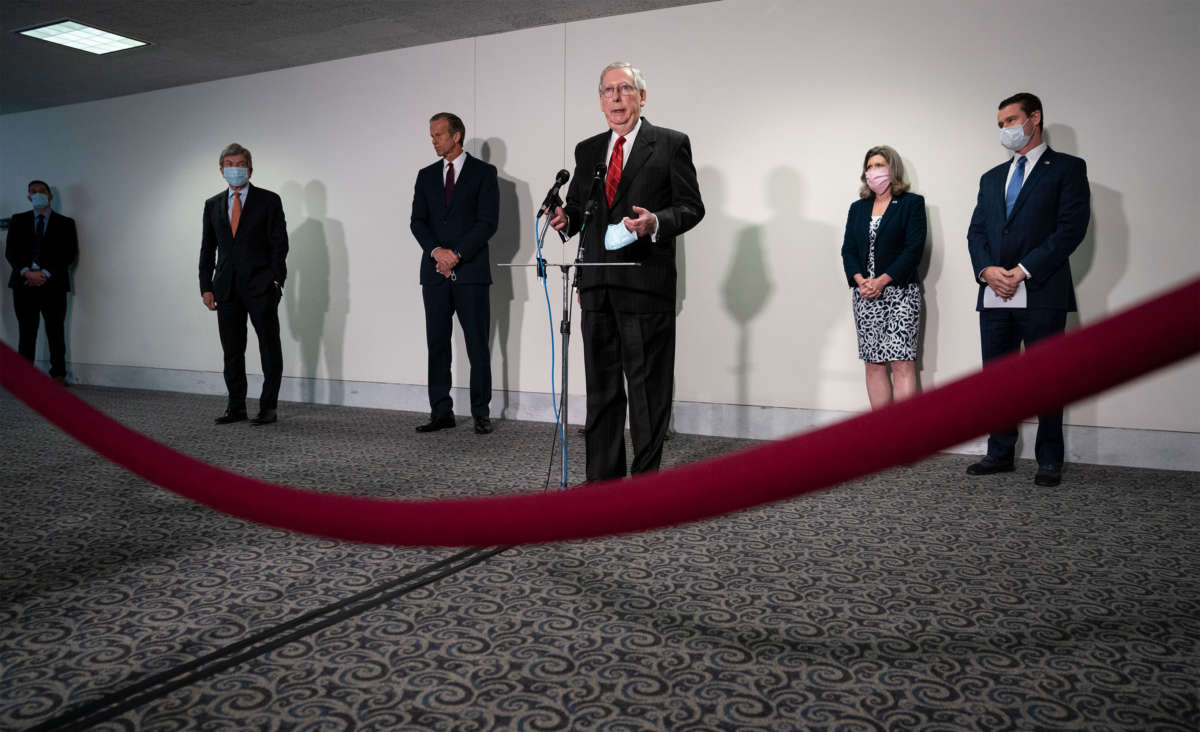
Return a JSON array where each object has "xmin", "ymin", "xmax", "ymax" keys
[{"xmin": 840, "ymin": 145, "xmax": 927, "ymax": 409}]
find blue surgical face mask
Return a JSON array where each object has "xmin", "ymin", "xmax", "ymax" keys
[
  {"xmin": 30, "ymin": 192, "xmax": 50, "ymax": 209},
  {"xmin": 604, "ymin": 221, "xmax": 638, "ymax": 251},
  {"xmin": 223, "ymin": 166, "xmax": 250, "ymax": 188},
  {"xmin": 1000, "ymin": 119, "xmax": 1033, "ymax": 152}
]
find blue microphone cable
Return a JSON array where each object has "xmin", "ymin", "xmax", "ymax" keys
[{"xmin": 534, "ymin": 212, "xmax": 568, "ymax": 488}]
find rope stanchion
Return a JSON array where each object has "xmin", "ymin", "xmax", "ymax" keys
[{"xmin": 2, "ymin": 278, "xmax": 1198, "ymax": 547}]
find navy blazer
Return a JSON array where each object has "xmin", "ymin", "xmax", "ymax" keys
[
  {"xmin": 410, "ymin": 153, "xmax": 499, "ymax": 286},
  {"xmin": 198, "ymin": 183, "xmax": 289, "ymax": 301},
  {"xmin": 561, "ymin": 118, "xmax": 704, "ymax": 313},
  {"xmin": 6, "ymin": 210, "xmax": 78, "ymax": 292},
  {"xmin": 840, "ymin": 191, "xmax": 926, "ymax": 288},
  {"xmin": 967, "ymin": 147, "xmax": 1089, "ymax": 311}
]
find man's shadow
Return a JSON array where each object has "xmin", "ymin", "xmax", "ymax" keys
[
  {"xmin": 467, "ymin": 137, "xmax": 529, "ymax": 419},
  {"xmin": 762, "ymin": 166, "xmax": 839, "ymax": 421},
  {"xmin": 280, "ymin": 180, "xmax": 349, "ymax": 405},
  {"xmin": 701, "ymin": 167, "xmax": 772, "ymax": 436},
  {"xmin": 1044, "ymin": 124, "xmax": 1128, "ymax": 446}
]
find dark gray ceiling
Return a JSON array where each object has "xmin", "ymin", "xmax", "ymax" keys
[{"xmin": 1, "ymin": 0, "xmax": 708, "ymax": 115}]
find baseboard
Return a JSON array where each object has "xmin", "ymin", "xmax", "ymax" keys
[{"xmin": 50, "ymin": 361, "xmax": 1200, "ymax": 472}]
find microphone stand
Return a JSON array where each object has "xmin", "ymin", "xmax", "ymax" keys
[{"xmin": 501, "ymin": 180, "xmax": 638, "ymax": 488}]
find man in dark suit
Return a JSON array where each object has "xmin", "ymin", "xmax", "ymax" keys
[
  {"xmin": 6, "ymin": 180, "xmax": 78, "ymax": 386},
  {"xmin": 199, "ymin": 143, "xmax": 289, "ymax": 426},
  {"xmin": 550, "ymin": 62, "xmax": 704, "ymax": 482},
  {"xmin": 410, "ymin": 112, "xmax": 499, "ymax": 435},
  {"xmin": 966, "ymin": 92, "xmax": 1090, "ymax": 487}
]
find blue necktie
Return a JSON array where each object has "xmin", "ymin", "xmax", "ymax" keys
[{"xmin": 1005, "ymin": 155, "xmax": 1027, "ymax": 219}]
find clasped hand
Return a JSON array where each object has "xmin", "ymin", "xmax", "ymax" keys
[
  {"xmin": 433, "ymin": 247, "xmax": 460, "ymax": 278},
  {"xmin": 982, "ymin": 266, "xmax": 1027, "ymax": 301},
  {"xmin": 855, "ymin": 274, "xmax": 892, "ymax": 299},
  {"xmin": 23, "ymin": 270, "xmax": 48, "ymax": 287}
]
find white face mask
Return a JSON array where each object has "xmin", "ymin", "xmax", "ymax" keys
[{"xmin": 1000, "ymin": 118, "xmax": 1033, "ymax": 152}]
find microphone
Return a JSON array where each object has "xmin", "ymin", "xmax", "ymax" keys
[
  {"xmin": 583, "ymin": 162, "xmax": 607, "ymax": 218},
  {"xmin": 537, "ymin": 169, "xmax": 570, "ymax": 216}
]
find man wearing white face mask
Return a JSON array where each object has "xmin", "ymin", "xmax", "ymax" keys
[
  {"xmin": 966, "ymin": 92, "xmax": 1090, "ymax": 487},
  {"xmin": 6, "ymin": 179, "xmax": 79, "ymax": 385},
  {"xmin": 199, "ymin": 143, "xmax": 289, "ymax": 426}
]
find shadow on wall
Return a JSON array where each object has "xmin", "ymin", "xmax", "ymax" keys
[
  {"xmin": 58, "ymin": 183, "xmax": 87, "ymax": 376},
  {"xmin": 905, "ymin": 158, "xmax": 945, "ymax": 387},
  {"xmin": 280, "ymin": 180, "xmax": 349, "ymax": 405},
  {"xmin": 699, "ymin": 167, "xmax": 772, "ymax": 435},
  {"xmin": 477, "ymin": 137, "xmax": 530, "ymax": 419},
  {"xmin": 1046, "ymin": 123, "xmax": 1129, "ymax": 441},
  {"xmin": 764, "ymin": 166, "xmax": 840, "ymax": 412}
]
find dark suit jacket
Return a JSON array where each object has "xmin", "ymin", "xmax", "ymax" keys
[
  {"xmin": 410, "ymin": 154, "xmax": 499, "ymax": 286},
  {"xmin": 840, "ymin": 192, "xmax": 926, "ymax": 288},
  {"xmin": 561, "ymin": 119, "xmax": 704, "ymax": 313},
  {"xmin": 198, "ymin": 183, "xmax": 289, "ymax": 301},
  {"xmin": 967, "ymin": 147, "xmax": 1089, "ymax": 311},
  {"xmin": 6, "ymin": 210, "xmax": 78, "ymax": 292}
]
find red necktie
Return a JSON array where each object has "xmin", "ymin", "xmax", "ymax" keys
[
  {"xmin": 605, "ymin": 136, "xmax": 625, "ymax": 207},
  {"xmin": 444, "ymin": 162, "xmax": 455, "ymax": 206},
  {"xmin": 230, "ymin": 191, "xmax": 242, "ymax": 236}
]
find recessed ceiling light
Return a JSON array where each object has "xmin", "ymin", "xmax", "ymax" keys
[{"xmin": 19, "ymin": 20, "xmax": 147, "ymax": 55}]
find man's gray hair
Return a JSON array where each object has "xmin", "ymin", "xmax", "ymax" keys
[
  {"xmin": 219, "ymin": 143, "xmax": 252, "ymax": 168},
  {"xmin": 598, "ymin": 62, "xmax": 646, "ymax": 94}
]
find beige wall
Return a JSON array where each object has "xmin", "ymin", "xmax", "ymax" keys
[{"xmin": 2, "ymin": 0, "xmax": 1197, "ymax": 432}]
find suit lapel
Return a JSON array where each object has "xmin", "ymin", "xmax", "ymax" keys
[
  {"xmin": 611, "ymin": 122, "xmax": 655, "ymax": 210},
  {"xmin": 237, "ymin": 184, "xmax": 260, "ymax": 238},
  {"xmin": 219, "ymin": 189, "xmax": 234, "ymax": 241},
  {"xmin": 1006, "ymin": 148, "xmax": 1054, "ymax": 223},
  {"xmin": 874, "ymin": 195, "xmax": 901, "ymax": 237}
]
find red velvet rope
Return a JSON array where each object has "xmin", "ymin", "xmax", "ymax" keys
[{"xmin": 3, "ymin": 278, "xmax": 1197, "ymax": 546}]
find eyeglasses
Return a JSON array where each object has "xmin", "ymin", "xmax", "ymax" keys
[{"xmin": 599, "ymin": 83, "xmax": 638, "ymax": 99}]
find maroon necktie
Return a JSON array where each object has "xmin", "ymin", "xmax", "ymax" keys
[
  {"xmin": 605, "ymin": 136, "xmax": 625, "ymax": 207},
  {"xmin": 444, "ymin": 162, "xmax": 455, "ymax": 206}
]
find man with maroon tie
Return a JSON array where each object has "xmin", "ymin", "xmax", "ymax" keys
[
  {"xmin": 550, "ymin": 62, "xmax": 704, "ymax": 482},
  {"xmin": 410, "ymin": 113, "xmax": 499, "ymax": 435},
  {"xmin": 199, "ymin": 143, "xmax": 289, "ymax": 426}
]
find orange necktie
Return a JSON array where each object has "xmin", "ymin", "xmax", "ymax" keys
[{"xmin": 230, "ymin": 190, "xmax": 242, "ymax": 236}]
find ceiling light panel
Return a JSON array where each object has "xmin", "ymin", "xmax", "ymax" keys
[{"xmin": 20, "ymin": 20, "xmax": 147, "ymax": 55}]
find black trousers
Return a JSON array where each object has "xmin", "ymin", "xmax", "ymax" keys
[
  {"xmin": 422, "ymin": 282, "xmax": 491, "ymax": 419},
  {"xmin": 979, "ymin": 308, "xmax": 1068, "ymax": 467},
  {"xmin": 217, "ymin": 286, "xmax": 283, "ymax": 411},
  {"xmin": 13, "ymin": 286, "xmax": 68, "ymax": 377},
  {"xmin": 581, "ymin": 294, "xmax": 676, "ymax": 482}
]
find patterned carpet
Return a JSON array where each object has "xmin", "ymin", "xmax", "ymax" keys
[{"xmin": 1, "ymin": 386, "xmax": 1197, "ymax": 730}]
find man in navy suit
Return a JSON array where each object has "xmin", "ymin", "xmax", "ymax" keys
[
  {"xmin": 966, "ymin": 93, "xmax": 1090, "ymax": 487},
  {"xmin": 410, "ymin": 113, "xmax": 499, "ymax": 434},
  {"xmin": 6, "ymin": 179, "xmax": 78, "ymax": 385},
  {"xmin": 199, "ymin": 143, "xmax": 289, "ymax": 426},
  {"xmin": 550, "ymin": 62, "xmax": 704, "ymax": 481}
]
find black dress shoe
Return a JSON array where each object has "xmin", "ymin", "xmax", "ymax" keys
[
  {"xmin": 215, "ymin": 409, "xmax": 248, "ymax": 425},
  {"xmin": 966, "ymin": 457, "xmax": 1015, "ymax": 475},
  {"xmin": 1034, "ymin": 465, "xmax": 1062, "ymax": 487},
  {"xmin": 416, "ymin": 414, "xmax": 456, "ymax": 433},
  {"xmin": 474, "ymin": 416, "xmax": 493, "ymax": 434},
  {"xmin": 249, "ymin": 409, "xmax": 278, "ymax": 426}
]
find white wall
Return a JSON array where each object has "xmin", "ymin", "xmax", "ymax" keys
[{"xmin": 2, "ymin": 0, "xmax": 1198, "ymax": 435}]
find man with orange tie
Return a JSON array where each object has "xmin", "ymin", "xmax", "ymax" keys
[
  {"xmin": 199, "ymin": 143, "xmax": 289, "ymax": 426},
  {"xmin": 550, "ymin": 62, "xmax": 704, "ymax": 481}
]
